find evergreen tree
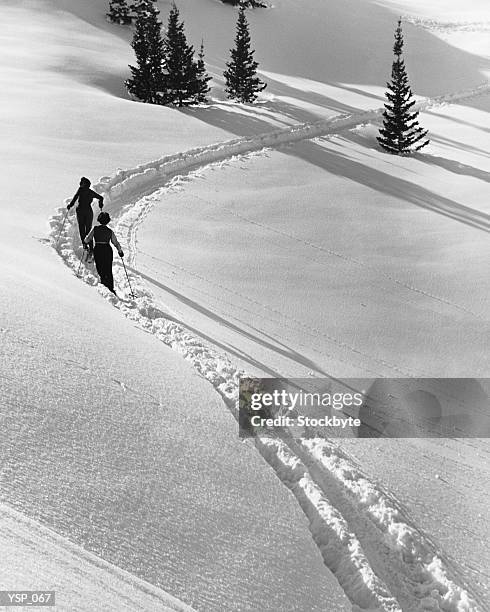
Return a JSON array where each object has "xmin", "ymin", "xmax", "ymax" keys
[
  {"xmin": 130, "ymin": 0, "xmax": 157, "ymax": 17},
  {"xmin": 125, "ymin": 1, "xmax": 166, "ymax": 104},
  {"xmin": 224, "ymin": 5, "xmax": 266, "ymax": 103},
  {"xmin": 162, "ymin": 4, "xmax": 201, "ymax": 107},
  {"xmin": 193, "ymin": 41, "xmax": 212, "ymax": 104},
  {"xmin": 377, "ymin": 20, "xmax": 429, "ymax": 154},
  {"xmin": 107, "ymin": 0, "xmax": 131, "ymax": 24},
  {"xmin": 221, "ymin": 0, "xmax": 267, "ymax": 7}
]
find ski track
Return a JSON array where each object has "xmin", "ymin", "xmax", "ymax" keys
[
  {"xmin": 47, "ymin": 83, "xmax": 489, "ymax": 612},
  {"xmin": 403, "ymin": 16, "xmax": 490, "ymax": 35}
]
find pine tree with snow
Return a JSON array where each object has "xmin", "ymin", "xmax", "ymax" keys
[
  {"xmin": 377, "ymin": 19, "xmax": 429, "ymax": 154},
  {"xmin": 107, "ymin": 0, "xmax": 131, "ymax": 25},
  {"xmin": 224, "ymin": 5, "xmax": 266, "ymax": 103},
  {"xmin": 130, "ymin": 0, "xmax": 157, "ymax": 17},
  {"xmin": 125, "ymin": 1, "xmax": 166, "ymax": 104},
  {"xmin": 162, "ymin": 4, "xmax": 201, "ymax": 107},
  {"xmin": 193, "ymin": 41, "xmax": 212, "ymax": 104}
]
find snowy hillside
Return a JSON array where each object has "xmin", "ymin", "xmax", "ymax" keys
[
  {"xmin": 1, "ymin": 0, "xmax": 489, "ymax": 611},
  {"xmin": 0, "ymin": 504, "xmax": 195, "ymax": 612}
]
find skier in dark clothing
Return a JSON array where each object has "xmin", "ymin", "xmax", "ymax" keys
[
  {"xmin": 84, "ymin": 212, "xmax": 124, "ymax": 294},
  {"xmin": 67, "ymin": 177, "xmax": 104, "ymax": 253}
]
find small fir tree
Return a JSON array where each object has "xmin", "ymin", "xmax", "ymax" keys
[
  {"xmin": 125, "ymin": 1, "xmax": 166, "ymax": 104},
  {"xmin": 377, "ymin": 19, "xmax": 429, "ymax": 154},
  {"xmin": 193, "ymin": 41, "xmax": 212, "ymax": 103},
  {"xmin": 221, "ymin": 0, "xmax": 267, "ymax": 7},
  {"xmin": 223, "ymin": 5, "xmax": 266, "ymax": 103},
  {"xmin": 162, "ymin": 4, "xmax": 201, "ymax": 107},
  {"xmin": 130, "ymin": 0, "xmax": 157, "ymax": 17},
  {"xmin": 107, "ymin": 0, "xmax": 131, "ymax": 24}
]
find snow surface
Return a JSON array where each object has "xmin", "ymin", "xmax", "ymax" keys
[
  {"xmin": 0, "ymin": 1, "xmax": 349, "ymax": 611},
  {"xmin": 369, "ymin": 0, "xmax": 490, "ymax": 67},
  {"xmin": 51, "ymin": 42, "xmax": 488, "ymax": 612},
  {"xmin": 0, "ymin": 503, "xmax": 196, "ymax": 612},
  {"xmin": 135, "ymin": 99, "xmax": 490, "ymax": 379},
  {"xmin": 374, "ymin": 0, "xmax": 489, "ymax": 22},
  {"xmin": 2, "ymin": 0, "xmax": 490, "ymax": 611}
]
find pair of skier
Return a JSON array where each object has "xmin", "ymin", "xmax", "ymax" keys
[{"xmin": 67, "ymin": 177, "xmax": 124, "ymax": 294}]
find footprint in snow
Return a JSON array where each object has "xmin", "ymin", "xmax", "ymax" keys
[{"xmin": 34, "ymin": 236, "xmax": 51, "ymax": 245}]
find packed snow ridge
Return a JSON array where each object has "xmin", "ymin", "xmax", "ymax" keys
[
  {"xmin": 48, "ymin": 83, "xmax": 488, "ymax": 612},
  {"xmin": 403, "ymin": 15, "xmax": 490, "ymax": 33}
]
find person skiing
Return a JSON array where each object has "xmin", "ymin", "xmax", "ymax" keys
[
  {"xmin": 67, "ymin": 177, "xmax": 104, "ymax": 256},
  {"xmin": 84, "ymin": 212, "xmax": 124, "ymax": 294}
]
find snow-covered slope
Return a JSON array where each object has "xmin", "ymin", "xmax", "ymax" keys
[
  {"xmin": 0, "ymin": 2, "xmax": 350, "ymax": 611},
  {"xmin": 49, "ymin": 88, "xmax": 489, "ymax": 611},
  {"xmin": 132, "ymin": 94, "xmax": 489, "ymax": 379},
  {"xmin": 2, "ymin": 0, "xmax": 489, "ymax": 610},
  {"xmin": 0, "ymin": 504, "xmax": 195, "ymax": 612},
  {"xmin": 375, "ymin": 0, "xmax": 490, "ymax": 59}
]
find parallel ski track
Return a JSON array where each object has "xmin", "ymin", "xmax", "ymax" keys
[{"xmin": 49, "ymin": 83, "xmax": 488, "ymax": 612}]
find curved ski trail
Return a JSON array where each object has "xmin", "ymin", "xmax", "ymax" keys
[{"xmin": 48, "ymin": 82, "xmax": 488, "ymax": 612}]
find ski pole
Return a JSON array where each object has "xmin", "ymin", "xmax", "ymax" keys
[
  {"xmin": 55, "ymin": 209, "xmax": 69, "ymax": 248},
  {"xmin": 120, "ymin": 256, "xmax": 134, "ymax": 299},
  {"xmin": 76, "ymin": 249, "xmax": 84, "ymax": 277}
]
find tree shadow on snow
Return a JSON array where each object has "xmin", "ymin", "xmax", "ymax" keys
[
  {"xmin": 344, "ymin": 129, "xmax": 490, "ymax": 184},
  {"xmin": 285, "ymin": 138, "xmax": 490, "ymax": 233},
  {"xmin": 257, "ymin": 75, "xmax": 366, "ymax": 116},
  {"xmin": 430, "ymin": 135, "xmax": 490, "ymax": 158},
  {"xmin": 183, "ymin": 105, "xmax": 285, "ymax": 137},
  {"xmin": 415, "ymin": 154, "xmax": 490, "ymax": 183},
  {"xmin": 426, "ymin": 110, "xmax": 490, "ymax": 133},
  {"xmin": 181, "ymin": 90, "xmax": 361, "ymax": 137}
]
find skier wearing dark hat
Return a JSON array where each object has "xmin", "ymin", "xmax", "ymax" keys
[
  {"xmin": 84, "ymin": 212, "xmax": 124, "ymax": 294},
  {"xmin": 67, "ymin": 177, "xmax": 104, "ymax": 255}
]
